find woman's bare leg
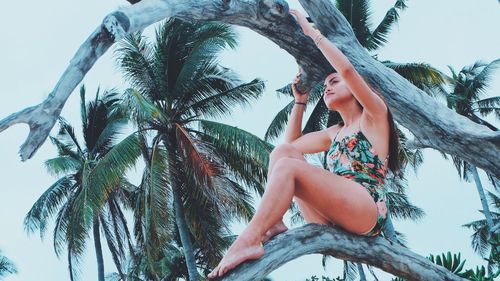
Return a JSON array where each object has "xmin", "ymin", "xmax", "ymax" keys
[
  {"xmin": 207, "ymin": 152, "xmax": 378, "ymax": 278},
  {"xmin": 262, "ymin": 144, "xmax": 332, "ymax": 243}
]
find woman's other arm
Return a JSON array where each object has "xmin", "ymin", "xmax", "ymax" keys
[{"xmin": 283, "ymin": 73, "xmax": 332, "ymax": 154}]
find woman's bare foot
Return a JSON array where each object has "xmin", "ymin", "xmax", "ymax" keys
[
  {"xmin": 207, "ymin": 231, "xmax": 265, "ymax": 279},
  {"xmin": 261, "ymin": 220, "xmax": 288, "ymax": 243}
]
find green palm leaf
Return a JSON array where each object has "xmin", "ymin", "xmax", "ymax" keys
[
  {"xmin": 24, "ymin": 176, "xmax": 74, "ymax": 238},
  {"xmin": 183, "ymin": 78, "xmax": 265, "ymax": 120},
  {"xmin": 114, "ymin": 32, "xmax": 159, "ymax": 101},
  {"xmin": 195, "ymin": 130, "xmax": 268, "ymax": 196},
  {"xmin": 336, "ymin": 0, "xmax": 372, "ymax": 47},
  {"xmin": 197, "ymin": 120, "xmax": 273, "ymax": 165},
  {"xmin": 44, "ymin": 156, "xmax": 82, "ymax": 178},
  {"xmin": 264, "ymin": 100, "xmax": 294, "ymax": 141},
  {"xmin": 0, "ymin": 250, "xmax": 18, "ymax": 278},
  {"xmin": 366, "ymin": 0, "xmax": 408, "ymax": 50},
  {"xmin": 382, "ymin": 61, "xmax": 449, "ymax": 94},
  {"xmin": 75, "ymin": 132, "xmax": 142, "ymax": 228},
  {"xmin": 385, "ymin": 191, "xmax": 426, "ymax": 221}
]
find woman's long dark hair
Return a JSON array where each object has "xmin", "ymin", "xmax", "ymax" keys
[{"xmin": 334, "ymin": 88, "xmax": 401, "ymax": 176}]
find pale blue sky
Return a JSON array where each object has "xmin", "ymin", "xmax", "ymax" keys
[{"xmin": 0, "ymin": 0, "xmax": 499, "ymax": 280}]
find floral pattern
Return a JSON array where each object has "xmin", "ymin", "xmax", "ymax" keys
[{"xmin": 326, "ymin": 131, "xmax": 388, "ymax": 237}]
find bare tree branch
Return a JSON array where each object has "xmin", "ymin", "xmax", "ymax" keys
[
  {"xmin": 1, "ymin": 0, "xmax": 497, "ymax": 176},
  {"xmin": 217, "ymin": 224, "xmax": 468, "ymax": 281}
]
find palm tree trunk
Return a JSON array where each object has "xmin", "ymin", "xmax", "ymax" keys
[
  {"xmin": 93, "ymin": 216, "xmax": 105, "ymax": 281},
  {"xmin": 166, "ymin": 134, "xmax": 199, "ymax": 281},
  {"xmin": 357, "ymin": 263, "xmax": 367, "ymax": 281},
  {"xmin": 172, "ymin": 185, "xmax": 199, "ymax": 281},
  {"xmin": 469, "ymin": 165, "xmax": 496, "ymax": 276},
  {"xmin": 470, "ymin": 165, "xmax": 495, "ymax": 232}
]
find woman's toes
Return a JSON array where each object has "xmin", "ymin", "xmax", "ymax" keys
[
  {"xmin": 208, "ymin": 265, "xmax": 219, "ymax": 278},
  {"xmin": 218, "ymin": 264, "xmax": 225, "ymax": 277}
]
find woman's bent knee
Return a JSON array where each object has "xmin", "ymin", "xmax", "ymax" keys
[
  {"xmin": 270, "ymin": 143, "xmax": 304, "ymax": 160},
  {"xmin": 272, "ymin": 157, "xmax": 300, "ymax": 177}
]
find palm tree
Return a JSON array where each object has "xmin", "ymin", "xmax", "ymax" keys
[
  {"xmin": 23, "ymin": 85, "xmax": 141, "ymax": 281},
  {"xmin": 113, "ymin": 18, "xmax": 272, "ymax": 280},
  {"xmin": 270, "ymin": 1, "xmax": 434, "ymax": 279},
  {"xmin": 462, "ymin": 190, "xmax": 500, "ymax": 275},
  {"xmin": 0, "ymin": 250, "xmax": 17, "ymax": 280},
  {"xmin": 440, "ymin": 59, "xmax": 500, "ymax": 241}
]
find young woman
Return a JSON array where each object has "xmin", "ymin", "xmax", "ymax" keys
[{"xmin": 207, "ymin": 8, "xmax": 401, "ymax": 279}]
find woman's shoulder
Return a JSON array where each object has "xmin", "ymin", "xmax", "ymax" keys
[{"xmin": 325, "ymin": 123, "xmax": 342, "ymax": 139}]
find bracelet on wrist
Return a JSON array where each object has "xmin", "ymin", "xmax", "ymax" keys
[
  {"xmin": 311, "ymin": 31, "xmax": 322, "ymax": 42},
  {"xmin": 294, "ymin": 102, "xmax": 307, "ymax": 109},
  {"xmin": 315, "ymin": 35, "xmax": 325, "ymax": 46}
]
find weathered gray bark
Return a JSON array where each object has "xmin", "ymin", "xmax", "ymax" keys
[
  {"xmin": 216, "ymin": 223, "xmax": 467, "ymax": 281},
  {"xmin": 0, "ymin": 0, "xmax": 498, "ymax": 179}
]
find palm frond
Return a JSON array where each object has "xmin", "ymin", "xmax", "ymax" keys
[
  {"xmin": 143, "ymin": 139, "xmax": 172, "ymax": 247},
  {"xmin": 74, "ymin": 132, "xmax": 142, "ymax": 230},
  {"xmin": 381, "ymin": 61, "xmax": 449, "ymax": 94},
  {"xmin": 464, "ymin": 59, "xmax": 500, "ymax": 101},
  {"xmin": 173, "ymin": 22, "xmax": 238, "ymax": 98},
  {"xmin": 342, "ymin": 259, "xmax": 359, "ymax": 281},
  {"xmin": 385, "ymin": 191, "xmax": 426, "ymax": 221},
  {"xmin": 264, "ymin": 100, "xmax": 294, "ymax": 141},
  {"xmin": 366, "ymin": 0, "xmax": 408, "ymax": 50},
  {"xmin": 56, "ymin": 117, "xmax": 85, "ymax": 157},
  {"xmin": 173, "ymin": 60, "xmax": 240, "ymax": 117},
  {"xmin": 0, "ymin": 250, "xmax": 18, "ymax": 278},
  {"xmin": 182, "ymin": 78, "xmax": 265, "ymax": 120},
  {"xmin": 336, "ymin": 0, "xmax": 372, "ymax": 47},
  {"xmin": 23, "ymin": 177, "xmax": 74, "ymax": 239},
  {"xmin": 175, "ymin": 124, "xmax": 225, "ymax": 189},
  {"xmin": 451, "ymin": 155, "xmax": 473, "ymax": 182},
  {"xmin": 198, "ymin": 120, "xmax": 273, "ymax": 165},
  {"xmin": 79, "ymin": 84, "xmax": 87, "ymax": 130},
  {"xmin": 121, "ymin": 88, "xmax": 167, "ymax": 125},
  {"xmin": 303, "ymin": 99, "xmax": 329, "ymax": 134},
  {"xmin": 44, "ymin": 156, "xmax": 82, "ymax": 178},
  {"xmin": 472, "ymin": 96, "xmax": 500, "ymax": 120},
  {"xmin": 193, "ymin": 128, "xmax": 268, "ymax": 196},
  {"xmin": 114, "ymin": 31, "xmax": 161, "ymax": 100}
]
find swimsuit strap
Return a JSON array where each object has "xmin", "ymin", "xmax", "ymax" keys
[
  {"xmin": 333, "ymin": 118, "xmax": 362, "ymax": 143},
  {"xmin": 333, "ymin": 125, "xmax": 342, "ymax": 143}
]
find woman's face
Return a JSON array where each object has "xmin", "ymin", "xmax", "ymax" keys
[{"xmin": 322, "ymin": 72, "xmax": 352, "ymax": 110}]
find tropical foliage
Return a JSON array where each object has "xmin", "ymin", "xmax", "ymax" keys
[
  {"xmin": 23, "ymin": 85, "xmax": 140, "ymax": 281},
  {"xmin": 111, "ymin": 17, "xmax": 272, "ymax": 280}
]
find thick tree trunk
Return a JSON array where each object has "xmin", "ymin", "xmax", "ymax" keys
[
  {"xmin": 93, "ymin": 216, "xmax": 105, "ymax": 281},
  {"xmin": 0, "ymin": 0, "xmax": 498, "ymax": 179},
  {"xmin": 470, "ymin": 165, "xmax": 495, "ymax": 233}
]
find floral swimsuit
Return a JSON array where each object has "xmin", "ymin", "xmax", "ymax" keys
[{"xmin": 326, "ymin": 119, "xmax": 389, "ymax": 237}]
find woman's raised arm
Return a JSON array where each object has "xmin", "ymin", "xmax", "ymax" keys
[{"xmin": 289, "ymin": 9, "xmax": 388, "ymax": 119}]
